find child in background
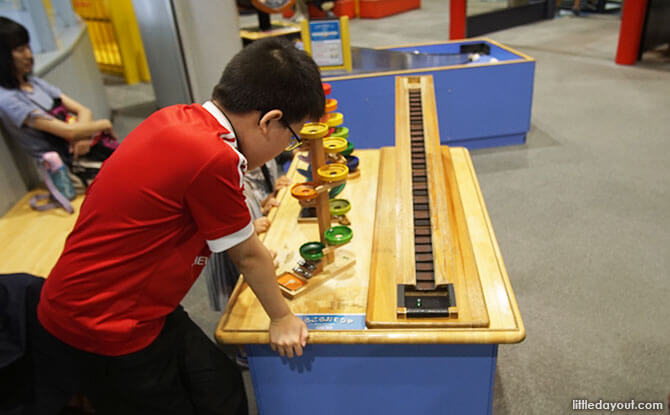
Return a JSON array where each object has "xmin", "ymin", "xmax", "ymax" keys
[
  {"xmin": 0, "ymin": 17, "xmax": 116, "ymax": 200},
  {"xmin": 204, "ymin": 156, "xmax": 294, "ymax": 313}
]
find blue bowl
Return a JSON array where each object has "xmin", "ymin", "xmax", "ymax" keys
[{"xmin": 346, "ymin": 155, "xmax": 359, "ymax": 171}]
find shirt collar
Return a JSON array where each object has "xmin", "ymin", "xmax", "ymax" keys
[
  {"xmin": 202, "ymin": 100, "xmax": 238, "ymax": 148},
  {"xmin": 202, "ymin": 100, "xmax": 248, "ymax": 174}
]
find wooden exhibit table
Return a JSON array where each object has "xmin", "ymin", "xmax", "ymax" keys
[
  {"xmin": 217, "ymin": 74, "xmax": 523, "ymax": 414},
  {"xmin": 216, "ymin": 148, "xmax": 524, "ymax": 414}
]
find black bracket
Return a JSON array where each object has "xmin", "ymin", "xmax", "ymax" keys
[{"xmin": 397, "ymin": 284, "xmax": 456, "ymax": 317}]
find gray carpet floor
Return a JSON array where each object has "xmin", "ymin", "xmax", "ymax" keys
[{"xmin": 106, "ymin": 3, "xmax": 670, "ymax": 413}]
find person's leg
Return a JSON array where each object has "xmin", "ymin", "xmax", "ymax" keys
[
  {"xmin": 85, "ymin": 306, "xmax": 246, "ymax": 415},
  {"xmin": 29, "ymin": 311, "xmax": 84, "ymax": 414},
  {"xmin": 572, "ymin": 0, "xmax": 581, "ymax": 15},
  {"xmin": 174, "ymin": 307, "xmax": 248, "ymax": 415},
  {"xmin": 84, "ymin": 313, "xmax": 196, "ymax": 415}
]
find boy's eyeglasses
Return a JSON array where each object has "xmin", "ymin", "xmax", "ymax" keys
[{"xmin": 282, "ymin": 120, "xmax": 303, "ymax": 151}]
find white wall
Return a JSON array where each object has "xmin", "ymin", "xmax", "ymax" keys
[{"xmin": 171, "ymin": 0, "xmax": 242, "ymax": 103}]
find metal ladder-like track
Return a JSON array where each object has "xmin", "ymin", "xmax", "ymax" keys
[
  {"xmin": 397, "ymin": 87, "xmax": 456, "ymax": 318},
  {"xmin": 408, "ymin": 89, "xmax": 437, "ymax": 291}
]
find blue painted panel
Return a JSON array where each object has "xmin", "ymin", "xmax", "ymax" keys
[
  {"xmin": 487, "ymin": 43, "xmax": 528, "ymax": 61},
  {"xmin": 390, "ymin": 43, "xmax": 463, "ymax": 55},
  {"xmin": 326, "ymin": 38, "xmax": 535, "ymax": 151},
  {"xmin": 328, "ymin": 76, "xmax": 396, "ymax": 149},
  {"xmin": 432, "ymin": 62, "xmax": 535, "ymax": 143},
  {"xmin": 451, "ymin": 133, "xmax": 526, "ymax": 151},
  {"xmin": 247, "ymin": 343, "xmax": 498, "ymax": 415},
  {"xmin": 328, "ymin": 60, "xmax": 534, "ymax": 150}
]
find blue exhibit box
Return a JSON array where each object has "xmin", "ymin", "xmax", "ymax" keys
[{"xmin": 323, "ymin": 38, "xmax": 535, "ymax": 150}]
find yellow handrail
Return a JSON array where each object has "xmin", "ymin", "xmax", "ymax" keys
[{"xmin": 71, "ymin": 0, "xmax": 150, "ymax": 84}]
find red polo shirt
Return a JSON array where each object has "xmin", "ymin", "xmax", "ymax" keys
[{"xmin": 38, "ymin": 102, "xmax": 253, "ymax": 356}]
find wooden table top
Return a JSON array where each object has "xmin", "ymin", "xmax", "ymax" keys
[{"xmin": 216, "ymin": 147, "xmax": 525, "ymax": 345}]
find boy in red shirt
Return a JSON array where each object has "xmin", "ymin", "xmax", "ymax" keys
[{"xmin": 32, "ymin": 38, "xmax": 324, "ymax": 414}]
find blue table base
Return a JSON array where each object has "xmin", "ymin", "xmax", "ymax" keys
[{"xmin": 246, "ymin": 343, "xmax": 498, "ymax": 415}]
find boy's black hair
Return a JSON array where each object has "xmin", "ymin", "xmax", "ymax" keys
[
  {"xmin": 212, "ymin": 38, "xmax": 325, "ymax": 124},
  {"xmin": 0, "ymin": 17, "xmax": 30, "ymax": 90}
]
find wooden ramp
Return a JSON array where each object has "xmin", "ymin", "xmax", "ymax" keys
[{"xmin": 366, "ymin": 75, "xmax": 489, "ymax": 328}]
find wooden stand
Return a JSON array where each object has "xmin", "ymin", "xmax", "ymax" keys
[
  {"xmin": 309, "ymin": 136, "xmax": 335, "ymax": 264},
  {"xmin": 276, "ymin": 248, "xmax": 356, "ymax": 298}
]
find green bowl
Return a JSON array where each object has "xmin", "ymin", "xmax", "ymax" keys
[
  {"xmin": 299, "ymin": 241, "xmax": 325, "ymax": 261},
  {"xmin": 324, "ymin": 225, "xmax": 353, "ymax": 245},
  {"xmin": 329, "ymin": 198, "xmax": 351, "ymax": 216},
  {"xmin": 340, "ymin": 141, "xmax": 354, "ymax": 157},
  {"xmin": 330, "ymin": 126, "xmax": 349, "ymax": 139}
]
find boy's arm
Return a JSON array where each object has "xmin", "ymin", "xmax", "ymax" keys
[{"xmin": 227, "ymin": 233, "xmax": 309, "ymax": 358}]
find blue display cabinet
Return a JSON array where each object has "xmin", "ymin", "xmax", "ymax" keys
[{"xmin": 323, "ymin": 38, "xmax": 535, "ymax": 150}]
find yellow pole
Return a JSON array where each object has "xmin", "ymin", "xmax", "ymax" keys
[{"xmin": 104, "ymin": 0, "xmax": 151, "ymax": 84}]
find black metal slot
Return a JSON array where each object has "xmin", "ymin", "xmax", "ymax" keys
[
  {"xmin": 413, "ymin": 203, "xmax": 429, "ymax": 211},
  {"xmin": 414, "ymin": 218, "xmax": 430, "ymax": 227},
  {"xmin": 415, "ymin": 235, "xmax": 431, "ymax": 244},
  {"xmin": 415, "ymin": 253, "xmax": 433, "ymax": 262},
  {"xmin": 415, "ymin": 281, "xmax": 435, "ymax": 291},
  {"xmin": 413, "ymin": 196, "xmax": 428, "ymax": 204},
  {"xmin": 414, "ymin": 210, "xmax": 430, "ymax": 219},
  {"xmin": 415, "ymin": 261, "xmax": 434, "ymax": 271},
  {"xmin": 416, "ymin": 271, "xmax": 434, "ymax": 281},
  {"xmin": 414, "ymin": 226, "xmax": 430, "ymax": 236}
]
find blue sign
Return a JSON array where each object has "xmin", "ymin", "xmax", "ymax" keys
[
  {"xmin": 309, "ymin": 21, "xmax": 341, "ymax": 41},
  {"xmin": 308, "ymin": 20, "xmax": 343, "ymax": 67},
  {"xmin": 298, "ymin": 314, "xmax": 366, "ymax": 330}
]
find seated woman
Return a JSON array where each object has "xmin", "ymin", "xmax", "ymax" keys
[{"xmin": 0, "ymin": 16, "xmax": 115, "ymax": 201}]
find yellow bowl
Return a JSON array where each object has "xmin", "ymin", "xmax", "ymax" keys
[
  {"xmin": 299, "ymin": 122, "xmax": 329, "ymax": 140},
  {"xmin": 323, "ymin": 136, "xmax": 348, "ymax": 154},
  {"xmin": 323, "ymin": 112, "xmax": 343, "ymax": 127},
  {"xmin": 317, "ymin": 164, "xmax": 349, "ymax": 182}
]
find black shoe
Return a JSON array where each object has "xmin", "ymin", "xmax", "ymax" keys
[{"xmin": 571, "ymin": 7, "xmax": 581, "ymax": 16}]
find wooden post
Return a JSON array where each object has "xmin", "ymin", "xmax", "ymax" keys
[{"xmin": 309, "ymin": 138, "xmax": 335, "ymax": 263}]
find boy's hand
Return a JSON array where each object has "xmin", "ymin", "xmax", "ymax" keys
[
  {"xmin": 254, "ymin": 217, "xmax": 271, "ymax": 234},
  {"xmin": 261, "ymin": 198, "xmax": 279, "ymax": 215},
  {"xmin": 275, "ymin": 175, "xmax": 292, "ymax": 190},
  {"xmin": 267, "ymin": 248, "xmax": 279, "ymax": 268},
  {"xmin": 269, "ymin": 314, "xmax": 309, "ymax": 358}
]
